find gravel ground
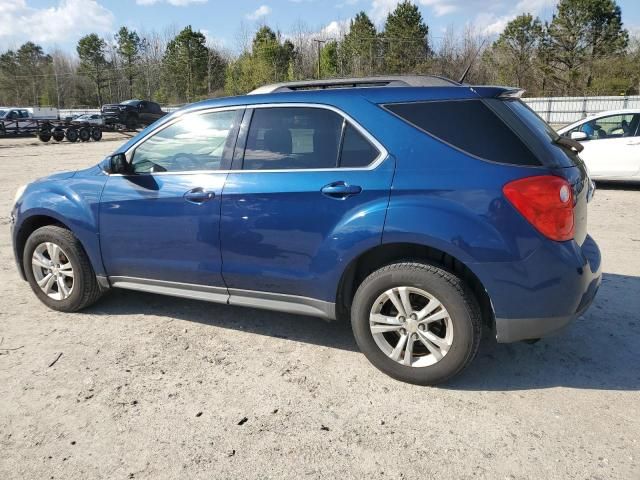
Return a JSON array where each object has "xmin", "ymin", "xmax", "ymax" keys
[{"xmin": 1, "ymin": 135, "xmax": 639, "ymax": 480}]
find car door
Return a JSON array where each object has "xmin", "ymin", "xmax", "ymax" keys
[
  {"xmin": 219, "ymin": 105, "xmax": 394, "ymax": 309},
  {"xmin": 572, "ymin": 113, "xmax": 640, "ymax": 178},
  {"xmin": 99, "ymin": 107, "xmax": 243, "ymax": 289}
]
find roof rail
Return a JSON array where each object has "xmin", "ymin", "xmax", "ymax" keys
[{"xmin": 248, "ymin": 75, "xmax": 459, "ymax": 95}]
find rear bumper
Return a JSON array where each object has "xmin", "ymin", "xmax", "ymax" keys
[
  {"xmin": 495, "ymin": 276, "xmax": 600, "ymax": 342},
  {"xmin": 472, "ymin": 234, "xmax": 602, "ymax": 343}
]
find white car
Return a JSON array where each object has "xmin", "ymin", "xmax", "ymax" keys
[
  {"xmin": 70, "ymin": 114, "xmax": 105, "ymax": 126},
  {"xmin": 558, "ymin": 109, "xmax": 640, "ymax": 182}
]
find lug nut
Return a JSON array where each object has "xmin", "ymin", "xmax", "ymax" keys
[{"xmin": 418, "ymin": 324, "xmax": 425, "ymax": 331}]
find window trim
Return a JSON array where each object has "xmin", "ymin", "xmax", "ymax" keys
[
  {"xmin": 116, "ymin": 103, "xmax": 387, "ymax": 176},
  {"xmin": 236, "ymin": 104, "xmax": 386, "ymax": 172}
]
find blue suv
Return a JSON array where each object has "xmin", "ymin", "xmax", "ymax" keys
[{"xmin": 11, "ymin": 76, "xmax": 601, "ymax": 385}]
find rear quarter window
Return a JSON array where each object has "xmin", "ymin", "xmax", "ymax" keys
[{"xmin": 384, "ymin": 100, "xmax": 541, "ymax": 166}]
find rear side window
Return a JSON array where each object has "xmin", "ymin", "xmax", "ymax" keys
[
  {"xmin": 385, "ymin": 100, "xmax": 541, "ymax": 166},
  {"xmin": 244, "ymin": 107, "xmax": 343, "ymax": 170},
  {"xmin": 340, "ymin": 123, "xmax": 380, "ymax": 167}
]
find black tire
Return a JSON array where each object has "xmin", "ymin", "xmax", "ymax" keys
[
  {"xmin": 52, "ymin": 128, "xmax": 65, "ymax": 142},
  {"xmin": 38, "ymin": 131, "xmax": 51, "ymax": 142},
  {"xmin": 351, "ymin": 262, "xmax": 481, "ymax": 386},
  {"xmin": 79, "ymin": 127, "xmax": 91, "ymax": 142},
  {"xmin": 90, "ymin": 127, "xmax": 102, "ymax": 141},
  {"xmin": 23, "ymin": 226, "xmax": 103, "ymax": 312},
  {"xmin": 65, "ymin": 128, "xmax": 78, "ymax": 142},
  {"xmin": 125, "ymin": 115, "xmax": 138, "ymax": 130}
]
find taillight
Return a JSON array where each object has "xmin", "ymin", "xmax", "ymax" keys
[{"xmin": 503, "ymin": 175, "xmax": 574, "ymax": 241}]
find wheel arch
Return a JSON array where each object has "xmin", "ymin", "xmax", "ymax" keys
[
  {"xmin": 14, "ymin": 211, "xmax": 104, "ymax": 280},
  {"xmin": 336, "ymin": 242, "xmax": 494, "ymax": 328}
]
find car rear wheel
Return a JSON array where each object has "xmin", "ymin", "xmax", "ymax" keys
[
  {"xmin": 351, "ymin": 262, "xmax": 481, "ymax": 385},
  {"xmin": 23, "ymin": 226, "xmax": 103, "ymax": 312},
  {"xmin": 90, "ymin": 127, "xmax": 102, "ymax": 141}
]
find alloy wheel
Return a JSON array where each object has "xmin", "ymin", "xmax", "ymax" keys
[
  {"xmin": 31, "ymin": 242, "xmax": 74, "ymax": 300},
  {"xmin": 369, "ymin": 286, "xmax": 453, "ymax": 367}
]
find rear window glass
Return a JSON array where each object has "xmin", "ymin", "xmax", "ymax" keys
[{"xmin": 385, "ymin": 100, "xmax": 541, "ymax": 166}]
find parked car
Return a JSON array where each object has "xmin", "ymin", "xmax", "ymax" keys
[
  {"xmin": 558, "ymin": 109, "xmax": 640, "ymax": 182},
  {"xmin": 70, "ymin": 113, "xmax": 105, "ymax": 127},
  {"xmin": 101, "ymin": 99, "xmax": 166, "ymax": 129},
  {"xmin": 11, "ymin": 76, "xmax": 601, "ymax": 385}
]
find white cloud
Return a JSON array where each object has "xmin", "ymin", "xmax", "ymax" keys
[
  {"xmin": 0, "ymin": 0, "xmax": 114, "ymax": 48},
  {"xmin": 246, "ymin": 5, "xmax": 272, "ymax": 21},
  {"xmin": 474, "ymin": 0, "xmax": 557, "ymax": 36},
  {"xmin": 136, "ymin": 0, "xmax": 207, "ymax": 5},
  {"xmin": 370, "ymin": 0, "xmax": 459, "ymax": 23},
  {"xmin": 321, "ymin": 19, "xmax": 350, "ymax": 38}
]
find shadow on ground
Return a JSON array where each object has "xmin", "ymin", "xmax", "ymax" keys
[
  {"xmin": 86, "ymin": 272, "xmax": 640, "ymax": 391},
  {"xmin": 594, "ymin": 181, "xmax": 640, "ymax": 191}
]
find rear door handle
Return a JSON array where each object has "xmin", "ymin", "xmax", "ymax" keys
[
  {"xmin": 321, "ymin": 182, "xmax": 362, "ymax": 199},
  {"xmin": 184, "ymin": 188, "xmax": 215, "ymax": 204}
]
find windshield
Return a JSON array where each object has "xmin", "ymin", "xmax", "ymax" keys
[{"xmin": 120, "ymin": 100, "xmax": 140, "ymax": 105}]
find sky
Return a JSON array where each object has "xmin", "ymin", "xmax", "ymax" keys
[{"xmin": 1, "ymin": 0, "xmax": 640, "ymax": 53}]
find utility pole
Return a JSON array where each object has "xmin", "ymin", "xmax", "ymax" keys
[{"xmin": 313, "ymin": 39, "xmax": 326, "ymax": 79}]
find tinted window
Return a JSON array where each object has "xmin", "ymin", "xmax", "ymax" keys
[
  {"xmin": 132, "ymin": 109, "xmax": 240, "ymax": 173},
  {"xmin": 243, "ymin": 107, "xmax": 343, "ymax": 170},
  {"xmin": 340, "ymin": 123, "xmax": 379, "ymax": 167},
  {"xmin": 386, "ymin": 100, "xmax": 540, "ymax": 166}
]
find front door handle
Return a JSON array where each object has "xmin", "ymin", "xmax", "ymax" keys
[
  {"xmin": 321, "ymin": 182, "xmax": 362, "ymax": 199},
  {"xmin": 184, "ymin": 188, "xmax": 215, "ymax": 204}
]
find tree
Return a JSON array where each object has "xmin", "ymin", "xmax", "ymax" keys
[
  {"xmin": 77, "ymin": 34, "xmax": 109, "ymax": 105},
  {"xmin": 116, "ymin": 27, "xmax": 141, "ymax": 98},
  {"xmin": 341, "ymin": 12, "xmax": 378, "ymax": 76},
  {"xmin": 319, "ymin": 40, "xmax": 339, "ymax": 78},
  {"xmin": 206, "ymin": 45, "xmax": 227, "ymax": 96},
  {"xmin": 0, "ymin": 50, "xmax": 20, "ymax": 105},
  {"xmin": 163, "ymin": 26, "xmax": 209, "ymax": 102},
  {"xmin": 548, "ymin": 0, "xmax": 628, "ymax": 93},
  {"xmin": 383, "ymin": 1, "xmax": 429, "ymax": 74},
  {"xmin": 225, "ymin": 26, "xmax": 295, "ymax": 94},
  {"xmin": 488, "ymin": 14, "xmax": 543, "ymax": 90}
]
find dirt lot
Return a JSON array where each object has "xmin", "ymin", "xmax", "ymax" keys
[{"xmin": 0, "ymin": 134, "xmax": 639, "ymax": 480}]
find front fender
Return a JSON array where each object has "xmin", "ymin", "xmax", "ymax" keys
[{"xmin": 13, "ymin": 173, "xmax": 107, "ymax": 277}]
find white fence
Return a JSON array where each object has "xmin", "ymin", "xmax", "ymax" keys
[
  {"xmin": 523, "ymin": 95, "xmax": 640, "ymax": 126},
  {"xmin": 58, "ymin": 95, "xmax": 640, "ymax": 127}
]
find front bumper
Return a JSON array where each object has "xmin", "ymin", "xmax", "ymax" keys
[{"xmin": 473, "ymin": 234, "xmax": 602, "ymax": 343}]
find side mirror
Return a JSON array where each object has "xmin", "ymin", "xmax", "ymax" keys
[
  {"xmin": 570, "ymin": 131, "xmax": 588, "ymax": 141},
  {"xmin": 109, "ymin": 153, "xmax": 131, "ymax": 174}
]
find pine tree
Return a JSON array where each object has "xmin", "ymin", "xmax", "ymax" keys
[{"xmin": 383, "ymin": 1, "xmax": 429, "ymax": 74}]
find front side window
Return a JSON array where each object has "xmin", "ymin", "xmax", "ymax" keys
[
  {"xmin": 574, "ymin": 114, "xmax": 639, "ymax": 140},
  {"xmin": 132, "ymin": 109, "xmax": 241, "ymax": 173}
]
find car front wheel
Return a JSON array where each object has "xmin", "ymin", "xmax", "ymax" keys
[
  {"xmin": 351, "ymin": 262, "xmax": 481, "ymax": 385},
  {"xmin": 23, "ymin": 226, "xmax": 103, "ymax": 312}
]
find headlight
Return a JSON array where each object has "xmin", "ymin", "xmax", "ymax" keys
[{"xmin": 14, "ymin": 184, "xmax": 27, "ymax": 205}]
